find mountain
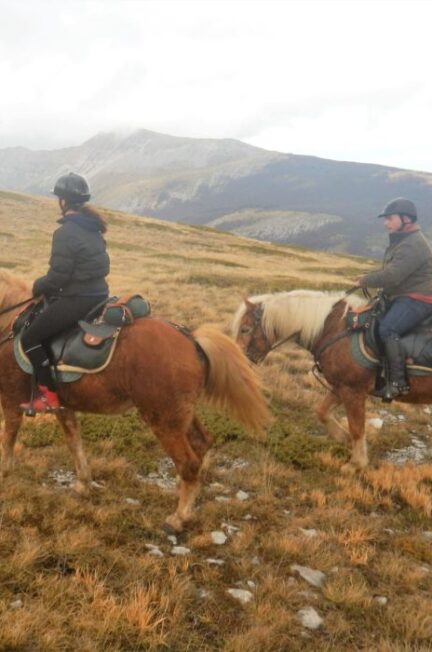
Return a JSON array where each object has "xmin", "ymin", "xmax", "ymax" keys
[{"xmin": 1, "ymin": 129, "xmax": 432, "ymax": 256}]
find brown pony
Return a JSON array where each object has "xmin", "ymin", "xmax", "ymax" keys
[
  {"xmin": 233, "ymin": 289, "xmax": 432, "ymax": 474},
  {"xmin": 0, "ymin": 271, "xmax": 270, "ymax": 532}
]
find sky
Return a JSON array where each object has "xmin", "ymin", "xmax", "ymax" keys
[{"xmin": 1, "ymin": 0, "xmax": 432, "ymax": 172}]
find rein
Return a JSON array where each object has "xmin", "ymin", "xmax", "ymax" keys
[
  {"xmin": 0, "ymin": 297, "xmax": 33, "ymax": 317},
  {"xmin": 0, "ymin": 297, "xmax": 33, "ymax": 349}
]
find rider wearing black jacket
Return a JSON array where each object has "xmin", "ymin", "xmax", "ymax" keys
[{"xmin": 20, "ymin": 172, "xmax": 110, "ymax": 413}]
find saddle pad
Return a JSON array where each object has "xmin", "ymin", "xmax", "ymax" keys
[
  {"xmin": 14, "ymin": 327, "xmax": 120, "ymax": 383},
  {"xmin": 351, "ymin": 332, "xmax": 432, "ymax": 377}
]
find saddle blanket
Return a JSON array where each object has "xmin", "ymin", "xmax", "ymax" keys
[{"xmin": 352, "ymin": 331, "xmax": 432, "ymax": 377}]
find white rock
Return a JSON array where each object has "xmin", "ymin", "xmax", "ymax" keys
[
  {"xmin": 215, "ymin": 496, "xmax": 230, "ymax": 503},
  {"xmin": 236, "ymin": 490, "xmax": 249, "ymax": 501},
  {"xmin": 211, "ymin": 531, "xmax": 227, "ymax": 545},
  {"xmin": 297, "ymin": 606, "xmax": 323, "ymax": 630},
  {"xmin": 424, "ymin": 407, "xmax": 431, "ymax": 414},
  {"xmin": 206, "ymin": 558, "xmax": 225, "ymax": 566},
  {"xmin": 299, "ymin": 528, "xmax": 318, "ymax": 538},
  {"xmin": 374, "ymin": 596, "xmax": 388, "ymax": 606},
  {"xmin": 210, "ymin": 482, "xmax": 227, "ymax": 492},
  {"xmin": 367, "ymin": 417, "xmax": 384, "ymax": 429},
  {"xmin": 167, "ymin": 535, "xmax": 177, "ymax": 545},
  {"xmin": 422, "ymin": 531, "xmax": 432, "ymax": 540},
  {"xmin": 247, "ymin": 580, "xmax": 256, "ymax": 589},
  {"xmin": 171, "ymin": 546, "xmax": 191, "ymax": 556},
  {"xmin": 148, "ymin": 548, "xmax": 164, "ymax": 557},
  {"xmin": 91, "ymin": 481, "xmax": 105, "ymax": 489},
  {"xmin": 291, "ymin": 564, "xmax": 326, "ymax": 588},
  {"xmin": 125, "ymin": 498, "xmax": 140, "ymax": 505},
  {"xmin": 221, "ymin": 522, "xmax": 240, "ymax": 535},
  {"xmin": 226, "ymin": 588, "xmax": 253, "ymax": 604},
  {"xmin": 10, "ymin": 599, "xmax": 23, "ymax": 609}
]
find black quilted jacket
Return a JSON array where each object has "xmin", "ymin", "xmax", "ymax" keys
[{"xmin": 33, "ymin": 212, "xmax": 110, "ymax": 298}]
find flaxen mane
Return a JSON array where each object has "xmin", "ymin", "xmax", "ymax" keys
[{"xmin": 233, "ymin": 290, "xmax": 367, "ymax": 349}]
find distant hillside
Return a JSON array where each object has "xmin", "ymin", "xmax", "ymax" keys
[{"xmin": 1, "ymin": 129, "xmax": 432, "ymax": 256}]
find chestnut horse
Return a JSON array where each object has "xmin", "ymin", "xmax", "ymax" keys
[
  {"xmin": 0, "ymin": 271, "xmax": 270, "ymax": 532},
  {"xmin": 233, "ymin": 289, "xmax": 432, "ymax": 474}
]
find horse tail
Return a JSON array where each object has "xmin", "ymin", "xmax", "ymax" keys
[{"xmin": 193, "ymin": 325, "xmax": 271, "ymax": 436}]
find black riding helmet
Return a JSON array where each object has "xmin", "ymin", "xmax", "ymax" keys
[
  {"xmin": 52, "ymin": 172, "xmax": 91, "ymax": 204},
  {"xmin": 377, "ymin": 197, "xmax": 417, "ymax": 222}
]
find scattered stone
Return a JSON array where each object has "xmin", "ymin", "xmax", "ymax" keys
[
  {"xmin": 386, "ymin": 436, "xmax": 429, "ymax": 465},
  {"xmin": 221, "ymin": 522, "xmax": 240, "ymax": 535},
  {"xmin": 196, "ymin": 588, "xmax": 211, "ymax": 599},
  {"xmin": 374, "ymin": 596, "xmax": 388, "ymax": 606},
  {"xmin": 10, "ymin": 599, "xmax": 23, "ymax": 609},
  {"xmin": 91, "ymin": 480, "xmax": 105, "ymax": 489},
  {"xmin": 171, "ymin": 546, "xmax": 191, "ymax": 556},
  {"xmin": 243, "ymin": 514, "xmax": 257, "ymax": 521},
  {"xmin": 424, "ymin": 407, "xmax": 431, "ymax": 414},
  {"xmin": 283, "ymin": 509, "xmax": 291, "ymax": 515},
  {"xmin": 144, "ymin": 543, "xmax": 164, "ymax": 557},
  {"xmin": 367, "ymin": 417, "xmax": 383, "ymax": 429},
  {"xmin": 235, "ymin": 490, "xmax": 249, "ymax": 501},
  {"xmin": 247, "ymin": 580, "xmax": 256, "ymax": 589},
  {"xmin": 422, "ymin": 531, "xmax": 432, "ymax": 541},
  {"xmin": 49, "ymin": 469, "xmax": 75, "ymax": 488},
  {"xmin": 383, "ymin": 528, "xmax": 395, "ymax": 535},
  {"xmin": 206, "ymin": 558, "xmax": 225, "ymax": 566},
  {"xmin": 291, "ymin": 564, "xmax": 326, "ymax": 588},
  {"xmin": 299, "ymin": 528, "xmax": 318, "ymax": 538},
  {"xmin": 297, "ymin": 606, "xmax": 323, "ymax": 630},
  {"xmin": 125, "ymin": 497, "xmax": 140, "ymax": 505},
  {"xmin": 226, "ymin": 588, "xmax": 253, "ymax": 605},
  {"xmin": 136, "ymin": 458, "xmax": 177, "ymax": 491},
  {"xmin": 167, "ymin": 535, "xmax": 177, "ymax": 545},
  {"xmin": 210, "ymin": 482, "xmax": 227, "ymax": 492},
  {"xmin": 250, "ymin": 556, "xmax": 261, "ymax": 566},
  {"xmin": 215, "ymin": 496, "xmax": 230, "ymax": 503},
  {"xmin": 211, "ymin": 531, "xmax": 227, "ymax": 545}
]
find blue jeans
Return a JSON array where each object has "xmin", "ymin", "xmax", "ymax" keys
[{"xmin": 378, "ymin": 296, "xmax": 432, "ymax": 340}]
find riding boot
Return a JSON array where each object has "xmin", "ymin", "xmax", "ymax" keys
[
  {"xmin": 373, "ymin": 336, "xmax": 410, "ymax": 402},
  {"xmin": 19, "ymin": 344, "xmax": 62, "ymax": 414},
  {"xmin": 19, "ymin": 385, "xmax": 61, "ymax": 414}
]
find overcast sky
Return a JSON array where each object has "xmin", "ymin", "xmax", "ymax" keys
[{"xmin": 1, "ymin": 0, "xmax": 431, "ymax": 172}]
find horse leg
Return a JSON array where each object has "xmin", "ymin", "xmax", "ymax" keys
[
  {"xmin": 56, "ymin": 409, "xmax": 91, "ymax": 495},
  {"xmin": 0, "ymin": 408, "xmax": 23, "ymax": 478},
  {"xmin": 315, "ymin": 391, "xmax": 348, "ymax": 443},
  {"xmin": 148, "ymin": 415, "xmax": 204, "ymax": 533},
  {"xmin": 339, "ymin": 388, "xmax": 368, "ymax": 474},
  {"xmin": 187, "ymin": 417, "xmax": 214, "ymax": 459}
]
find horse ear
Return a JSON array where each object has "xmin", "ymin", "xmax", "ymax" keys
[{"xmin": 244, "ymin": 297, "xmax": 255, "ymax": 310}]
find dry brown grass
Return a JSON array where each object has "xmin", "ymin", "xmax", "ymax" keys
[{"xmin": 0, "ymin": 191, "xmax": 431, "ymax": 650}]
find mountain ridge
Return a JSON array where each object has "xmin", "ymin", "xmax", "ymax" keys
[{"xmin": 1, "ymin": 128, "xmax": 432, "ymax": 256}]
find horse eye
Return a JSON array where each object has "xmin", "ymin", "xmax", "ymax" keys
[{"xmin": 240, "ymin": 325, "xmax": 252, "ymax": 335}]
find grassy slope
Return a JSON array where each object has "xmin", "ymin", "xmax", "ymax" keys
[{"xmin": 0, "ymin": 190, "xmax": 431, "ymax": 651}]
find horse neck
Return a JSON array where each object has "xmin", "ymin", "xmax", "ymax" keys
[{"xmin": 0, "ymin": 273, "xmax": 31, "ymax": 334}]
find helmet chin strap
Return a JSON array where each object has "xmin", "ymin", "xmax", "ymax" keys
[{"xmin": 397, "ymin": 215, "xmax": 411, "ymax": 232}]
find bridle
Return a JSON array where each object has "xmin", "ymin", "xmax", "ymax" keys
[{"xmin": 244, "ymin": 304, "xmax": 299, "ymax": 362}]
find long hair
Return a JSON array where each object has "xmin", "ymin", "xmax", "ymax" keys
[{"xmin": 65, "ymin": 203, "xmax": 108, "ymax": 233}]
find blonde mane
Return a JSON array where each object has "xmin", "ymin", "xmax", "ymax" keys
[
  {"xmin": 0, "ymin": 270, "xmax": 31, "ymax": 332},
  {"xmin": 233, "ymin": 289, "xmax": 368, "ymax": 350}
]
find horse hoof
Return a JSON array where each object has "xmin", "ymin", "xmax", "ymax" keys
[
  {"xmin": 72, "ymin": 480, "xmax": 90, "ymax": 496},
  {"xmin": 341, "ymin": 463, "xmax": 357, "ymax": 476},
  {"xmin": 163, "ymin": 515, "xmax": 184, "ymax": 534}
]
